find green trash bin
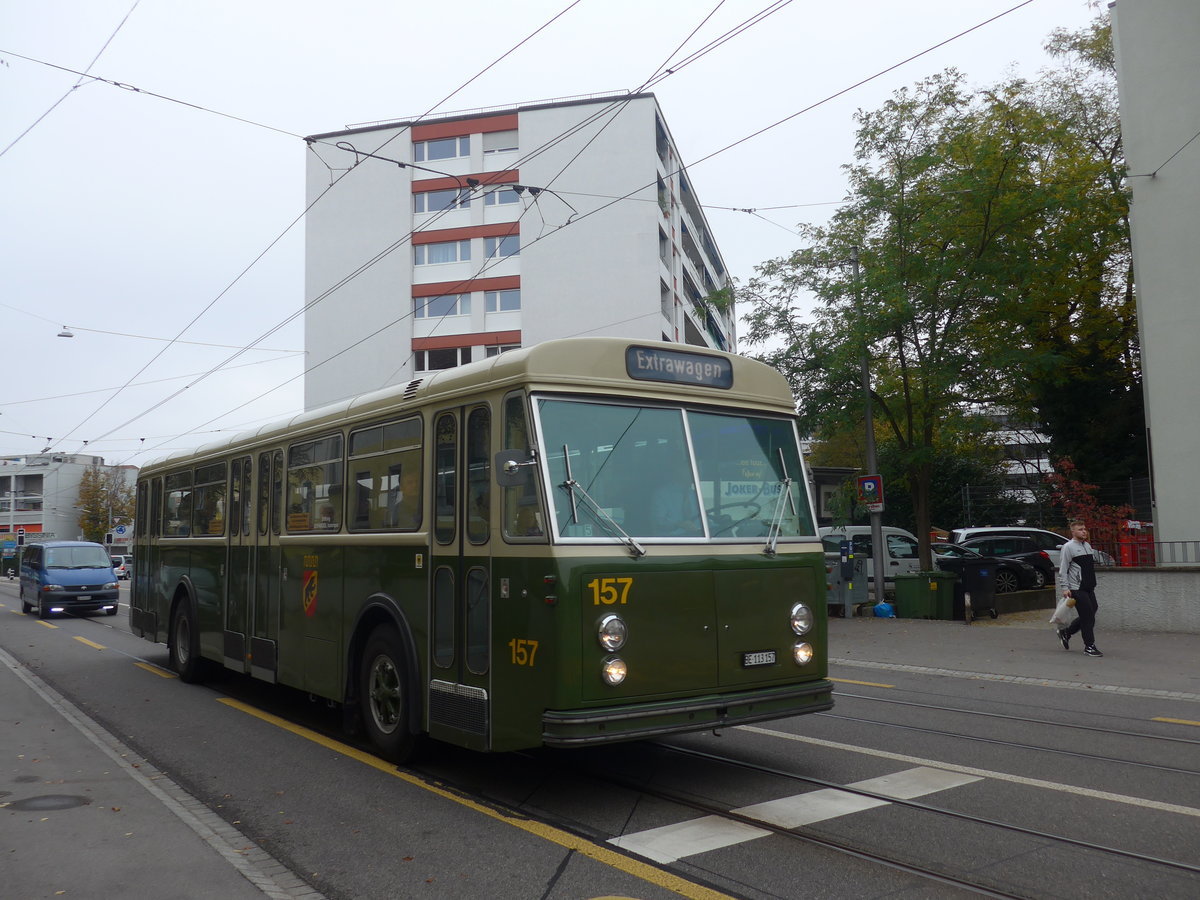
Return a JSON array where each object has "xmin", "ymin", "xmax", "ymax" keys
[
  {"xmin": 927, "ymin": 569, "xmax": 959, "ymax": 619},
  {"xmin": 892, "ymin": 573, "xmax": 935, "ymax": 618}
]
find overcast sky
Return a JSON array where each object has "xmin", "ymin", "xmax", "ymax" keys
[{"xmin": 0, "ymin": 0, "xmax": 1100, "ymax": 468}]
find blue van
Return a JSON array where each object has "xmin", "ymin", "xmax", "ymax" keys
[{"xmin": 19, "ymin": 541, "xmax": 119, "ymax": 619}]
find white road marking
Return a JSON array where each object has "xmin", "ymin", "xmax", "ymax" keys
[
  {"xmin": 739, "ymin": 725, "xmax": 1200, "ymax": 818},
  {"xmin": 610, "ymin": 767, "xmax": 981, "ymax": 863}
]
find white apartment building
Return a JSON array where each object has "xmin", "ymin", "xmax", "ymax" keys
[{"xmin": 302, "ymin": 93, "xmax": 734, "ymax": 409}]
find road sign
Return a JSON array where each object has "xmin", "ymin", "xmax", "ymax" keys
[{"xmin": 857, "ymin": 474, "xmax": 885, "ymax": 513}]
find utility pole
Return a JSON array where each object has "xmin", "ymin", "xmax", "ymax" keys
[{"xmin": 852, "ymin": 247, "xmax": 886, "ymax": 605}]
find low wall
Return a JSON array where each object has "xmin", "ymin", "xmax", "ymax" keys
[{"xmin": 1093, "ymin": 567, "xmax": 1200, "ymax": 634}]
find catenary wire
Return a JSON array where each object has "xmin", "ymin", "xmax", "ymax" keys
[{"xmin": 0, "ymin": 0, "xmax": 141, "ymax": 159}]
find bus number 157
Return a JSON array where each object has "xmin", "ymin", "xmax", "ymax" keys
[{"xmin": 587, "ymin": 577, "xmax": 633, "ymax": 606}]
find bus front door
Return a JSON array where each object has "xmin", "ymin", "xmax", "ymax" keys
[
  {"xmin": 248, "ymin": 449, "xmax": 283, "ymax": 683},
  {"xmin": 428, "ymin": 406, "xmax": 493, "ymax": 751}
]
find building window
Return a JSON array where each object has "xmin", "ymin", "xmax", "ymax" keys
[
  {"xmin": 484, "ymin": 235, "xmax": 519, "ymax": 259},
  {"xmin": 416, "ymin": 347, "xmax": 473, "ymax": 372},
  {"xmin": 485, "ymin": 289, "xmax": 520, "ymax": 312},
  {"xmin": 414, "ymin": 294, "xmax": 470, "ymax": 318},
  {"xmin": 485, "ymin": 344, "xmax": 519, "ymax": 357},
  {"xmin": 484, "ymin": 187, "xmax": 521, "ymax": 206},
  {"xmin": 414, "ymin": 136, "xmax": 469, "ymax": 162},
  {"xmin": 482, "ymin": 130, "xmax": 518, "ymax": 154},
  {"xmin": 414, "ymin": 240, "xmax": 471, "ymax": 266},
  {"xmin": 414, "ymin": 188, "xmax": 469, "ymax": 213}
]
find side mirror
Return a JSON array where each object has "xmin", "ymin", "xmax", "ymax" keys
[{"xmin": 495, "ymin": 449, "xmax": 537, "ymax": 487}]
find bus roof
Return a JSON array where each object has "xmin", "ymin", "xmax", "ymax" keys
[{"xmin": 140, "ymin": 338, "xmax": 797, "ymax": 473}]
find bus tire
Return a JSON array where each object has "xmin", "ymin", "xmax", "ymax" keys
[
  {"xmin": 170, "ymin": 601, "xmax": 206, "ymax": 683},
  {"xmin": 360, "ymin": 624, "xmax": 418, "ymax": 764}
]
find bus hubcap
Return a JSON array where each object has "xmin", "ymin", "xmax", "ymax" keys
[{"xmin": 368, "ymin": 655, "xmax": 401, "ymax": 734}]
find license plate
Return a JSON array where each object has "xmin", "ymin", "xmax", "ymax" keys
[{"xmin": 742, "ymin": 650, "xmax": 776, "ymax": 667}]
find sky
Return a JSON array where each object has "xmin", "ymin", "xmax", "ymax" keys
[{"xmin": 0, "ymin": 0, "xmax": 1102, "ymax": 469}]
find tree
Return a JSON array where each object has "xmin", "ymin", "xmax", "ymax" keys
[
  {"xmin": 77, "ymin": 465, "xmax": 135, "ymax": 543},
  {"xmin": 741, "ymin": 15, "xmax": 1137, "ymax": 566},
  {"xmin": 1046, "ymin": 456, "xmax": 1133, "ymax": 557}
]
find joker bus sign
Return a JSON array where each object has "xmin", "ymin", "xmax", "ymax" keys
[{"xmin": 857, "ymin": 474, "xmax": 884, "ymax": 513}]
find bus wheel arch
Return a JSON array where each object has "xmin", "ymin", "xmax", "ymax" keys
[{"xmin": 351, "ymin": 600, "xmax": 424, "ymax": 763}]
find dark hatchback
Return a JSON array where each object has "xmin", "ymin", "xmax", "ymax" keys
[
  {"xmin": 932, "ymin": 542, "xmax": 1043, "ymax": 593},
  {"xmin": 957, "ymin": 535, "xmax": 1055, "ymax": 587}
]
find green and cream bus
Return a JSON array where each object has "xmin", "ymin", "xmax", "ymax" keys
[{"xmin": 130, "ymin": 338, "xmax": 832, "ymax": 761}]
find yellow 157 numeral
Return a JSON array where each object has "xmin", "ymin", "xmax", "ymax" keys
[
  {"xmin": 586, "ymin": 576, "xmax": 633, "ymax": 606},
  {"xmin": 508, "ymin": 639, "xmax": 539, "ymax": 667}
]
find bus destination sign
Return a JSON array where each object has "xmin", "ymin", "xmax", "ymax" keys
[{"xmin": 625, "ymin": 346, "xmax": 733, "ymax": 389}]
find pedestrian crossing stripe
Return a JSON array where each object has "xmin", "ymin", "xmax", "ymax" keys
[{"xmin": 608, "ymin": 766, "xmax": 981, "ymax": 863}]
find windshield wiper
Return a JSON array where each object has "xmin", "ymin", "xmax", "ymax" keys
[
  {"xmin": 764, "ymin": 449, "xmax": 798, "ymax": 557},
  {"xmin": 560, "ymin": 443, "xmax": 645, "ymax": 558}
]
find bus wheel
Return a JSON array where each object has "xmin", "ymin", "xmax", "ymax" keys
[
  {"xmin": 170, "ymin": 602, "xmax": 205, "ymax": 683},
  {"xmin": 361, "ymin": 625, "xmax": 417, "ymax": 764}
]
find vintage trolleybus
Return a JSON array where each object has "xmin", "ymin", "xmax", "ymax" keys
[{"xmin": 130, "ymin": 338, "xmax": 832, "ymax": 761}]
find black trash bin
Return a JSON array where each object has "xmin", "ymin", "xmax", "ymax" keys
[{"xmin": 953, "ymin": 558, "xmax": 997, "ymax": 622}]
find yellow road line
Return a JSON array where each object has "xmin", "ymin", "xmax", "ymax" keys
[
  {"xmin": 830, "ymin": 677, "xmax": 895, "ymax": 688},
  {"xmin": 217, "ymin": 697, "xmax": 735, "ymax": 900},
  {"xmin": 1153, "ymin": 717, "xmax": 1200, "ymax": 728},
  {"xmin": 73, "ymin": 636, "xmax": 106, "ymax": 650},
  {"xmin": 36, "ymin": 620, "xmax": 58, "ymax": 629},
  {"xmin": 135, "ymin": 662, "xmax": 178, "ymax": 679}
]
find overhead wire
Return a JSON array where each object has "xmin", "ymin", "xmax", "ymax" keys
[
  {"xmin": 0, "ymin": 0, "xmax": 141, "ymax": 159},
  {"xmin": 21, "ymin": 0, "xmax": 1035, "ymax": 463},
  {"xmin": 28, "ymin": 0, "xmax": 588, "ymax": 456}
]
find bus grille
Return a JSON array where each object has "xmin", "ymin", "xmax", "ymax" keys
[{"xmin": 429, "ymin": 680, "xmax": 488, "ymax": 735}]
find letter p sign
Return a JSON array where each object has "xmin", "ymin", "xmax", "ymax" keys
[{"xmin": 857, "ymin": 475, "xmax": 884, "ymax": 513}]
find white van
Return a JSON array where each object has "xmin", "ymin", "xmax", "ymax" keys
[{"xmin": 820, "ymin": 525, "xmax": 922, "ymax": 595}]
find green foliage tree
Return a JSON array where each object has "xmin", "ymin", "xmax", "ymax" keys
[
  {"xmin": 741, "ymin": 15, "xmax": 1137, "ymax": 566},
  {"xmin": 76, "ymin": 465, "xmax": 136, "ymax": 543}
]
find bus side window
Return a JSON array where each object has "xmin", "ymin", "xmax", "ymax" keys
[
  {"xmin": 502, "ymin": 393, "xmax": 544, "ymax": 539},
  {"xmin": 466, "ymin": 406, "xmax": 490, "ymax": 544}
]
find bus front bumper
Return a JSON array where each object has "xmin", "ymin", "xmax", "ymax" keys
[{"xmin": 542, "ymin": 680, "xmax": 834, "ymax": 747}]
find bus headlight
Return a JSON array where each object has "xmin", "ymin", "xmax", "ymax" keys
[
  {"xmin": 43, "ymin": 584, "xmax": 64, "ymax": 593},
  {"xmin": 597, "ymin": 614, "xmax": 627, "ymax": 651},
  {"xmin": 793, "ymin": 642, "xmax": 814, "ymax": 665},
  {"xmin": 104, "ymin": 582, "xmax": 118, "ymax": 590},
  {"xmin": 790, "ymin": 602, "xmax": 813, "ymax": 635},
  {"xmin": 601, "ymin": 656, "xmax": 627, "ymax": 685}
]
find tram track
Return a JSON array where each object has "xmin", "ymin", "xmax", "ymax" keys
[
  {"xmin": 816, "ymin": 711, "xmax": 1200, "ymax": 776},
  {"xmin": 833, "ymin": 690, "xmax": 1200, "ymax": 747}
]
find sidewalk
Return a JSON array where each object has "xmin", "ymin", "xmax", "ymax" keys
[
  {"xmin": 828, "ymin": 611, "xmax": 1200, "ymax": 700},
  {"xmin": 0, "ymin": 647, "xmax": 321, "ymax": 900}
]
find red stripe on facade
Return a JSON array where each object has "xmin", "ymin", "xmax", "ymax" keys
[
  {"xmin": 411, "ymin": 222, "xmax": 519, "ymax": 245},
  {"xmin": 411, "ymin": 114, "xmax": 518, "ymax": 141},
  {"xmin": 412, "ymin": 275, "xmax": 520, "ymax": 298},
  {"xmin": 412, "ymin": 330, "xmax": 521, "ymax": 351},
  {"xmin": 412, "ymin": 170, "xmax": 519, "ymax": 192}
]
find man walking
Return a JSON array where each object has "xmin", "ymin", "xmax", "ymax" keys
[{"xmin": 1057, "ymin": 520, "xmax": 1103, "ymax": 657}]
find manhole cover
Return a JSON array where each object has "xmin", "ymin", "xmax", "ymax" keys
[{"xmin": 6, "ymin": 794, "xmax": 92, "ymax": 811}]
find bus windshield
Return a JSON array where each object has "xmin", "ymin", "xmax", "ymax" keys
[{"xmin": 537, "ymin": 398, "xmax": 815, "ymax": 541}]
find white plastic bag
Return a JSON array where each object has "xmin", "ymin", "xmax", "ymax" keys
[{"xmin": 1049, "ymin": 597, "xmax": 1077, "ymax": 628}]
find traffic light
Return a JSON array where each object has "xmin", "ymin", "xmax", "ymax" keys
[
  {"xmin": 105, "ymin": 531, "xmax": 113, "ymax": 545},
  {"xmin": 16, "ymin": 527, "xmax": 24, "ymax": 546}
]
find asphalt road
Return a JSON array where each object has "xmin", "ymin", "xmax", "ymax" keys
[{"xmin": 3, "ymin": 579, "xmax": 1198, "ymax": 899}]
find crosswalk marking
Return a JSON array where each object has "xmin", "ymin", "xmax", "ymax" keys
[{"xmin": 609, "ymin": 766, "xmax": 982, "ymax": 863}]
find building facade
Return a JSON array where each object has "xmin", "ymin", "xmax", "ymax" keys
[
  {"xmin": 1, "ymin": 454, "xmax": 136, "ymax": 562},
  {"xmin": 302, "ymin": 93, "xmax": 733, "ymax": 409},
  {"xmin": 1112, "ymin": 1, "xmax": 1200, "ymax": 544}
]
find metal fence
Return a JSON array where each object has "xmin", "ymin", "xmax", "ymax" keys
[{"xmin": 1091, "ymin": 540, "xmax": 1200, "ymax": 567}]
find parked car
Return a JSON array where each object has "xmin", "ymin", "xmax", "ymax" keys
[
  {"xmin": 957, "ymin": 535, "xmax": 1054, "ymax": 588},
  {"xmin": 821, "ymin": 526, "xmax": 921, "ymax": 596},
  {"xmin": 110, "ymin": 554, "xmax": 131, "ymax": 580},
  {"xmin": 949, "ymin": 526, "xmax": 1116, "ymax": 568},
  {"xmin": 948, "ymin": 527, "xmax": 1070, "ymax": 566},
  {"xmin": 932, "ymin": 542, "xmax": 1042, "ymax": 593}
]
